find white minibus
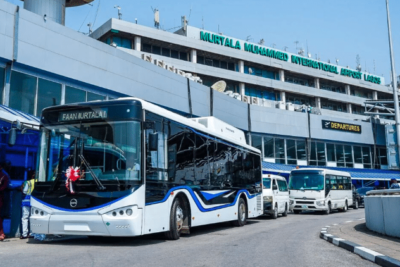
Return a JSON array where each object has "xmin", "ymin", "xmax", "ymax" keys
[
  {"xmin": 289, "ymin": 168, "xmax": 353, "ymax": 214},
  {"xmin": 262, "ymin": 174, "xmax": 289, "ymax": 219}
]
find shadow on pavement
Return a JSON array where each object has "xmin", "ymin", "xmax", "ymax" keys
[{"xmin": 354, "ymin": 223, "xmax": 400, "ymax": 244}]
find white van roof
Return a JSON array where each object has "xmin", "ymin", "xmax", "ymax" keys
[{"xmin": 262, "ymin": 174, "xmax": 286, "ymax": 180}]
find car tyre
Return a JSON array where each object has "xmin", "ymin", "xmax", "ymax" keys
[
  {"xmin": 232, "ymin": 198, "xmax": 247, "ymax": 227},
  {"xmin": 271, "ymin": 204, "xmax": 278, "ymax": 219},
  {"xmin": 164, "ymin": 198, "xmax": 184, "ymax": 240},
  {"xmin": 282, "ymin": 204, "xmax": 288, "ymax": 217},
  {"xmin": 354, "ymin": 200, "xmax": 359, "ymax": 209}
]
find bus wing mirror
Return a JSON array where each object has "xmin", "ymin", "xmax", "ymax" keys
[
  {"xmin": 149, "ymin": 133, "xmax": 158, "ymax": 151},
  {"xmin": 8, "ymin": 128, "xmax": 17, "ymax": 147}
]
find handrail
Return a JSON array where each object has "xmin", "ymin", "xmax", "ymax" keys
[{"xmin": 367, "ymin": 189, "xmax": 400, "ymax": 195}]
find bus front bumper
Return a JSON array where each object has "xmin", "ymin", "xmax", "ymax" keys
[
  {"xmin": 31, "ymin": 206, "xmax": 143, "ymax": 236},
  {"xmin": 290, "ymin": 200, "xmax": 327, "ymax": 211}
]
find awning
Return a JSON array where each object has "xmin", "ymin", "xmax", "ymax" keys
[
  {"xmin": 262, "ymin": 161, "xmax": 400, "ymax": 181},
  {"xmin": 0, "ymin": 104, "xmax": 40, "ymax": 128}
]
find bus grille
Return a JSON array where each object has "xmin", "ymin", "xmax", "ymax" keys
[{"xmin": 257, "ymin": 195, "xmax": 261, "ymax": 211}]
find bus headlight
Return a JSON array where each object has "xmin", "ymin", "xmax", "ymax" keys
[
  {"xmin": 289, "ymin": 199, "xmax": 294, "ymax": 205},
  {"xmin": 263, "ymin": 196, "xmax": 273, "ymax": 203},
  {"xmin": 316, "ymin": 200, "xmax": 325, "ymax": 206},
  {"xmin": 126, "ymin": 209, "xmax": 133, "ymax": 216}
]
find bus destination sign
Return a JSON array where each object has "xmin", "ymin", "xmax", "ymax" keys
[
  {"xmin": 59, "ymin": 108, "xmax": 108, "ymax": 122},
  {"xmin": 322, "ymin": 120, "xmax": 361, "ymax": 134}
]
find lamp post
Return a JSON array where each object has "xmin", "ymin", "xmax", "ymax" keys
[{"xmin": 385, "ymin": 0, "xmax": 400, "ymax": 166}]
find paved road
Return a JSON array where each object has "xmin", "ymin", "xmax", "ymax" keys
[{"xmin": 0, "ymin": 209, "xmax": 376, "ymax": 267}]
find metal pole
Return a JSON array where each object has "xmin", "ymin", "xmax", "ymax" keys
[{"xmin": 386, "ymin": 0, "xmax": 400, "ymax": 166}]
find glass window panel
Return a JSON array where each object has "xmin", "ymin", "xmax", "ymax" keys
[
  {"xmin": 362, "ymin": 147, "xmax": 371, "ymax": 164},
  {"xmin": 171, "ymin": 50, "xmax": 179, "ymax": 59},
  {"xmin": 197, "ymin": 56, "xmax": 204, "ymax": 64},
  {"xmin": 310, "ymin": 142, "xmax": 316, "ymax": 161},
  {"xmin": 344, "ymin": 145, "xmax": 353, "ymax": 167},
  {"xmin": 87, "ymin": 92, "xmax": 105, "ymax": 102},
  {"xmin": 152, "ymin": 46, "xmax": 161, "ymax": 55},
  {"xmin": 309, "ymin": 160, "xmax": 317, "ymax": 166},
  {"xmin": 121, "ymin": 38, "xmax": 131, "ymax": 49},
  {"xmin": 336, "ymin": 145, "xmax": 345, "ymax": 167},
  {"xmin": 379, "ymin": 147, "xmax": 388, "ymax": 165},
  {"xmin": 287, "ymin": 159, "xmax": 297, "ymax": 165},
  {"xmin": 317, "ymin": 143, "xmax": 326, "ymax": 162},
  {"xmin": 220, "ymin": 61, "xmax": 227, "ymax": 69},
  {"xmin": 275, "ymin": 138, "xmax": 285, "ymax": 159},
  {"xmin": 327, "ymin": 143, "xmax": 335, "ymax": 162},
  {"xmin": 296, "ymin": 141, "xmax": 306, "ymax": 160},
  {"xmin": 37, "ymin": 78, "xmax": 61, "ymax": 116},
  {"xmin": 65, "ymin": 86, "xmax": 86, "ymax": 104},
  {"xmin": 142, "ymin": 43, "xmax": 152, "ymax": 53},
  {"xmin": 113, "ymin": 36, "xmax": 122, "ymax": 47},
  {"xmin": 263, "ymin": 137, "xmax": 274, "ymax": 158},
  {"xmin": 354, "ymin": 146, "xmax": 362, "ymax": 164},
  {"xmin": 286, "ymin": 140, "xmax": 296, "ymax": 160},
  {"xmin": 180, "ymin": 52, "xmax": 188, "ymax": 61},
  {"xmin": 162, "ymin": 48, "xmax": 170, "ymax": 57},
  {"xmin": 9, "ymin": 71, "xmax": 37, "ymax": 115},
  {"xmin": 0, "ymin": 67, "xmax": 4, "ymax": 105},
  {"xmin": 228, "ymin": 62, "xmax": 235, "ymax": 71},
  {"xmin": 252, "ymin": 135, "xmax": 262, "ymax": 151},
  {"xmin": 275, "ymin": 158, "xmax": 286, "ymax": 164}
]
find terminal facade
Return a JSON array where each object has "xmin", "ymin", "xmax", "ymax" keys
[{"xmin": 0, "ymin": 0, "xmax": 399, "ymax": 186}]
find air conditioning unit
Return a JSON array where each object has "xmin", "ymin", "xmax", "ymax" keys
[
  {"xmin": 286, "ymin": 102, "xmax": 294, "ymax": 111},
  {"xmin": 251, "ymin": 97, "xmax": 259, "ymax": 105},
  {"xmin": 262, "ymin": 99, "xmax": 273, "ymax": 108},
  {"xmin": 276, "ymin": 101, "xmax": 285, "ymax": 110},
  {"xmin": 232, "ymin": 93, "xmax": 241, "ymax": 101},
  {"xmin": 242, "ymin": 95, "xmax": 250, "ymax": 104}
]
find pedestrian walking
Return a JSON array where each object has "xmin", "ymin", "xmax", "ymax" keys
[
  {"xmin": 20, "ymin": 172, "xmax": 36, "ymax": 239},
  {"xmin": 0, "ymin": 162, "xmax": 10, "ymax": 241},
  {"xmin": 390, "ymin": 178, "xmax": 400, "ymax": 189}
]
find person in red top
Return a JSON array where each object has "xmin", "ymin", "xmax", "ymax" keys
[{"xmin": 0, "ymin": 162, "xmax": 10, "ymax": 241}]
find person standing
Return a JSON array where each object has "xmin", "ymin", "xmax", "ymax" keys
[
  {"xmin": 20, "ymin": 172, "xmax": 36, "ymax": 239},
  {"xmin": 390, "ymin": 179, "xmax": 400, "ymax": 189},
  {"xmin": 0, "ymin": 162, "xmax": 10, "ymax": 241}
]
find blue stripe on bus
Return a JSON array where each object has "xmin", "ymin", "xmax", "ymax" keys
[
  {"xmin": 145, "ymin": 186, "xmax": 260, "ymax": 212},
  {"xmin": 30, "ymin": 194, "xmax": 131, "ymax": 212}
]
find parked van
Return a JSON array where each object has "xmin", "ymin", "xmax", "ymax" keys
[
  {"xmin": 262, "ymin": 174, "xmax": 290, "ymax": 219},
  {"xmin": 289, "ymin": 168, "xmax": 353, "ymax": 214}
]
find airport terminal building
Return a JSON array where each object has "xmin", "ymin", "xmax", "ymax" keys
[{"xmin": 0, "ymin": 0, "xmax": 399, "ymax": 187}]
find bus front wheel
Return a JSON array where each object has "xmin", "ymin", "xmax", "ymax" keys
[
  {"xmin": 165, "ymin": 198, "xmax": 184, "ymax": 240},
  {"xmin": 324, "ymin": 203, "xmax": 331, "ymax": 215},
  {"xmin": 232, "ymin": 198, "xmax": 247, "ymax": 227}
]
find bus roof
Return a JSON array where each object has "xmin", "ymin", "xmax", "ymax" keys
[{"xmin": 291, "ymin": 168, "xmax": 351, "ymax": 177}]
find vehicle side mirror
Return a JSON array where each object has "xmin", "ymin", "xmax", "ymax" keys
[
  {"xmin": 273, "ymin": 185, "xmax": 278, "ymax": 190},
  {"xmin": 148, "ymin": 133, "xmax": 158, "ymax": 151},
  {"xmin": 8, "ymin": 128, "xmax": 17, "ymax": 147}
]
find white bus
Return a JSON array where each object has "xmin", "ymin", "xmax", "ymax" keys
[
  {"xmin": 30, "ymin": 98, "xmax": 263, "ymax": 240},
  {"xmin": 289, "ymin": 168, "xmax": 353, "ymax": 214}
]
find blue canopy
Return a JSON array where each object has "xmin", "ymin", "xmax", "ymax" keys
[{"xmin": 262, "ymin": 161, "xmax": 400, "ymax": 180}]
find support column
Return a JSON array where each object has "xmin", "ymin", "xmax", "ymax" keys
[
  {"xmin": 190, "ymin": 49, "xmax": 197, "ymax": 64},
  {"xmin": 3, "ymin": 63, "xmax": 11, "ymax": 106},
  {"xmin": 373, "ymin": 91, "xmax": 379, "ymax": 118},
  {"xmin": 347, "ymin": 103, "xmax": 352, "ymax": 114},
  {"xmin": 316, "ymin": 97, "xmax": 321, "ymax": 108},
  {"xmin": 279, "ymin": 69, "xmax": 285, "ymax": 82},
  {"xmin": 280, "ymin": 91, "xmax": 286, "ymax": 104},
  {"xmin": 239, "ymin": 83, "xmax": 245, "ymax": 97},
  {"xmin": 134, "ymin": 36, "xmax": 141, "ymax": 51},
  {"xmin": 238, "ymin": 60, "xmax": 244, "ymax": 73},
  {"xmin": 60, "ymin": 84, "xmax": 65, "ymax": 105},
  {"xmin": 314, "ymin": 78, "xmax": 320, "ymax": 89},
  {"xmin": 345, "ymin": 84, "xmax": 351, "ymax": 95}
]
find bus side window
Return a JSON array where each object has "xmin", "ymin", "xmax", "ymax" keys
[
  {"xmin": 346, "ymin": 177, "xmax": 352, "ymax": 190},
  {"xmin": 337, "ymin": 176, "xmax": 344, "ymax": 190},
  {"xmin": 330, "ymin": 176, "xmax": 337, "ymax": 190}
]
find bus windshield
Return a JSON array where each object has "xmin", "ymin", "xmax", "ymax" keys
[
  {"xmin": 289, "ymin": 172, "xmax": 324, "ymax": 191},
  {"xmin": 37, "ymin": 121, "xmax": 141, "ymax": 184}
]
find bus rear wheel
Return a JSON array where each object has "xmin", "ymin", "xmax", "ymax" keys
[
  {"xmin": 165, "ymin": 198, "xmax": 184, "ymax": 240},
  {"xmin": 232, "ymin": 198, "xmax": 247, "ymax": 227}
]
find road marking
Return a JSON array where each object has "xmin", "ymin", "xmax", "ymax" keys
[
  {"xmin": 321, "ymin": 228, "xmax": 327, "ymax": 231},
  {"xmin": 358, "ymin": 218, "xmax": 365, "ymax": 220},
  {"xmin": 354, "ymin": 247, "xmax": 383, "ymax": 262},
  {"xmin": 325, "ymin": 226, "xmax": 330, "ymax": 228},
  {"xmin": 320, "ymin": 231, "xmax": 327, "ymax": 234},
  {"xmin": 332, "ymin": 238, "xmax": 345, "ymax": 246},
  {"xmin": 345, "ymin": 221, "xmax": 353, "ymax": 223}
]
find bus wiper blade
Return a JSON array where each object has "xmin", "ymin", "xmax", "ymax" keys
[{"xmin": 78, "ymin": 154, "xmax": 106, "ymax": 191}]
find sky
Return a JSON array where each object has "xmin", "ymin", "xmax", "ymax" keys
[{"xmin": 6, "ymin": 0, "xmax": 400, "ymax": 84}]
